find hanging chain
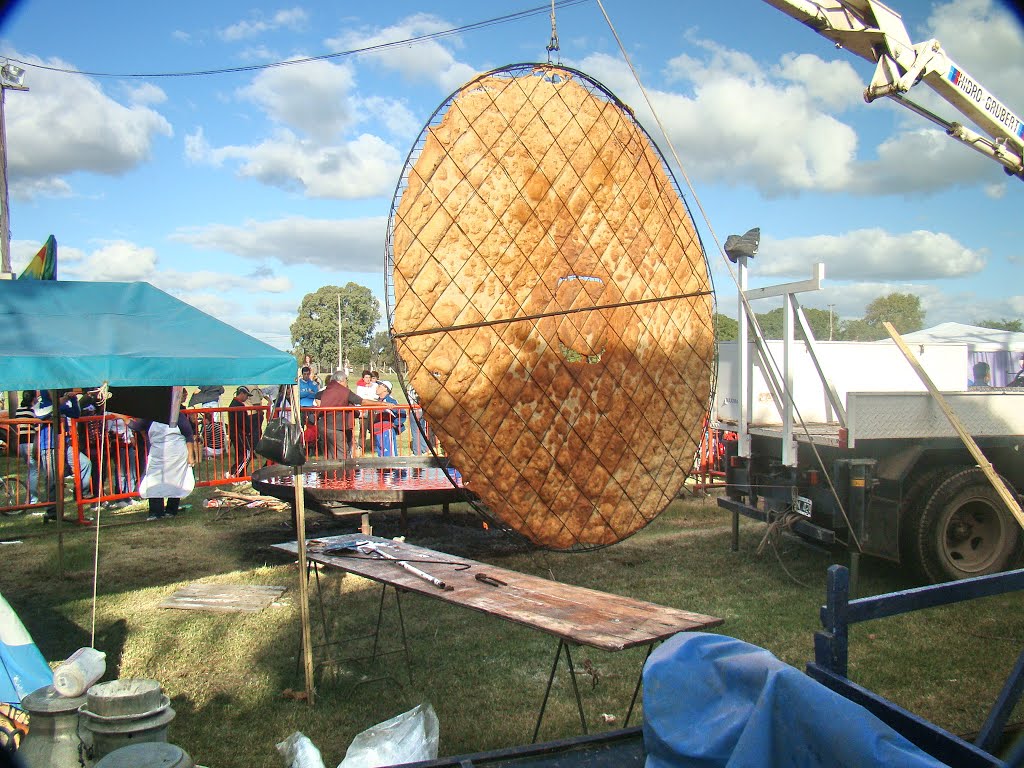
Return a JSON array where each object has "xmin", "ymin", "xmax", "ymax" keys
[{"xmin": 546, "ymin": 0, "xmax": 560, "ymax": 63}]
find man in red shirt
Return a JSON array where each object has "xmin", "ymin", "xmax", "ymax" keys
[{"xmin": 316, "ymin": 369, "xmax": 365, "ymax": 459}]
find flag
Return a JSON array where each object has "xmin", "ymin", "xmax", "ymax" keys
[{"xmin": 18, "ymin": 234, "xmax": 57, "ymax": 280}]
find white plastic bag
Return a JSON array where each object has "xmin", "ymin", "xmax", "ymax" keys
[
  {"xmin": 337, "ymin": 702, "xmax": 439, "ymax": 768},
  {"xmin": 277, "ymin": 731, "xmax": 327, "ymax": 768}
]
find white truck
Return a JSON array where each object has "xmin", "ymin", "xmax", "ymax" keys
[
  {"xmin": 712, "ymin": 277, "xmax": 1024, "ymax": 582},
  {"xmin": 714, "ymin": 0, "xmax": 1024, "ymax": 582}
]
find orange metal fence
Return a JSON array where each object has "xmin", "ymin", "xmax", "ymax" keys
[
  {"xmin": 694, "ymin": 426, "xmax": 732, "ymax": 492},
  {"xmin": 0, "ymin": 404, "xmax": 439, "ymax": 519},
  {"xmin": 2, "ymin": 407, "xmax": 730, "ymax": 518}
]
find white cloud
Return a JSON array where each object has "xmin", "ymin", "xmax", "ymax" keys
[
  {"xmin": 851, "ymin": 123, "xmax": 1012, "ymax": 194},
  {"xmin": 572, "ymin": 1, "xmax": 1022, "ymax": 196},
  {"xmin": 773, "ymin": 53, "xmax": 864, "ymax": 112},
  {"xmin": 580, "ymin": 50, "xmax": 860, "ymax": 196},
  {"xmin": 10, "ymin": 177, "xmax": 73, "ymax": 200},
  {"xmin": 925, "ymin": 0, "xmax": 1024, "ymax": 110},
  {"xmin": 220, "ymin": 8, "xmax": 308, "ymax": 41},
  {"xmin": 255, "ymin": 275, "xmax": 293, "ymax": 293},
  {"xmin": 757, "ymin": 229, "xmax": 985, "ymax": 279},
  {"xmin": 238, "ymin": 59, "xmax": 357, "ymax": 143},
  {"xmin": 188, "ymin": 57, "xmax": 408, "ymax": 196},
  {"xmin": 328, "ymin": 13, "xmax": 478, "ymax": 93},
  {"xmin": 847, "ymin": 0, "xmax": 1024, "ymax": 192},
  {"xmin": 170, "ymin": 291, "xmax": 239, "ymax": 322},
  {"xmin": 959, "ymin": 294, "xmax": 1024, "ymax": 324},
  {"xmin": 360, "ymin": 96, "xmax": 421, "ymax": 139},
  {"xmin": 171, "ymin": 215, "xmax": 387, "ymax": 271},
  {"xmin": 124, "ymin": 82, "xmax": 167, "ymax": 106},
  {"xmin": 6, "ymin": 53, "xmax": 172, "ymax": 198},
  {"xmin": 144, "ymin": 286, "xmax": 300, "ymax": 350},
  {"xmin": 188, "ymin": 129, "xmax": 401, "ymax": 198},
  {"xmin": 152, "ymin": 269, "xmax": 294, "ymax": 295},
  {"xmin": 983, "ymin": 181, "xmax": 1008, "ymax": 199},
  {"xmin": 60, "ymin": 240, "xmax": 158, "ymax": 282},
  {"xmin": 238, "ymin": 45, "xmax": 281, "ymax": 63},
  {"xmin": 820, "ymin": 282, "xmax": 941, "ymax": 320},
  {"xmin": 184, "ymin": 127, "xmax": 210, "ymax": 165}
]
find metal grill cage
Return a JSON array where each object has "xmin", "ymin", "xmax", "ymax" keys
[{"xmin": 386, "ymin": 63, "xmax": 715, "ymax": 550}]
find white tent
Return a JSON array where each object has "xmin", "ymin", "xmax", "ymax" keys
[{"xmin": 901, "ymin": 322, "xmax": 1024, "ymax": 386}]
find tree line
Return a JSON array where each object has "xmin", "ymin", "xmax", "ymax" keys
[
  {"xmin": 289, "ymin": 285, "xmax": 1021, "ymax": 368},
  {"xmin": 715, "ymin": 291, "xmax": 1022, "ymax": 342}
]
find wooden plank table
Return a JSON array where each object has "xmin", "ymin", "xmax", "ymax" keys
[{"xmin": 272, "ymin": 534, "xmax": 722, "ymax": 739}]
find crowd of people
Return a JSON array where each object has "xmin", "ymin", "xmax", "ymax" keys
[{"xmin": 2, "ymin": 359, "xmax": 436, "ymax": 520}]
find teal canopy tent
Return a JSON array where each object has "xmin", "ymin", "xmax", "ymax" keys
[
  {"xmin": 1, "ymin": 280, "xmax": 296, "ymax": 390},
  {"xmin": 2, "ymin": 279, "xmax": 315, "ymax": 701}
]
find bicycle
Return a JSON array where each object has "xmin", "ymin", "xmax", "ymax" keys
[{"xmin": 0, "ymin": 472, "xmax": 29, "ymax": 515}]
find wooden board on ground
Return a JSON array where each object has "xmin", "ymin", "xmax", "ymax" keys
[{"xmin": 159, "ymin": 583, "xmax": 287, "ymax": 613}]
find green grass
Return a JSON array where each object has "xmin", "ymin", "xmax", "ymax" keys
[{"xmin": 2, "ymin": 491, "xmax": 1022, "ymax": 766}]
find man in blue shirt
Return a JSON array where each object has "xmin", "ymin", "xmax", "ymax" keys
[{"xmin": 298, "ymin": 367, "xmax": 318, "ymax": 409}]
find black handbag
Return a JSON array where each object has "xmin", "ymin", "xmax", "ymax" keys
[{"xmin": 255, "ymin": 418, "xmax": 307, "ymax": 466}]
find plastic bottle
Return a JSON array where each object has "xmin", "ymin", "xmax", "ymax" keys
[{"xmin": 53, "ymin": 647, "xmax": 106, "ymax": 697}]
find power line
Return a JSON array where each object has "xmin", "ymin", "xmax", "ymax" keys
[{"xmin": 2, "ymin": 0, "xmax": 591, "ymax": 80}]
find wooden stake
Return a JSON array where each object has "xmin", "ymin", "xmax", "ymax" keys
[
  {"xmin": 291, "ymin": 384, "xmax": 315, "ymax": 705},
  {"xmin": 884, "ymin": 322, "xmax": 1024, "ymax": 531}
]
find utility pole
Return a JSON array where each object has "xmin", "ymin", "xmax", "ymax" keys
[
  {"xmin": 827, "ymin": 303, "xmax": 835, "ymax": 341},
  {"xmin": 342, "ymin": 294, "xmax": 350, "ymax": 372},
  {"xmin": 2, "ymin": 62, "xmax": 27, "ymax": 417},
  {"xmin": 0, "ymin": 61, "xmax": 28, "ymax": 278}
]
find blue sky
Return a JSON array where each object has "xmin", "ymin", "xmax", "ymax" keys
[{"xmin": 1, "ymin": 0, "xmax": 1021, "ymax": 352}]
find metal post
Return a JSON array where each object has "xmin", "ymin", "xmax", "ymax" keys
[
  {"xmin": 337, "ymin": 294, "xmax": 343, "ymax": 371},
  {"xmin": 0, "ymin": 64, "xmax": 28, "ymax": 277},
  {"xmin": 782, "ymin": 291, "xmax": 795, "ymax": 466},
  {"xmin": 737, "ymin": 255, "xmax": 750, "ymax": 458},
  {"xmin": 814, "ymin": 564, "xmax": 850, "ymax": 677},
  {"xmin": 1, "ymin": 85, "xmax": 10, "ymax": 277},
  {"xmin": 2, "ymin": 66, "xmax": 30, "ymax": 417}
]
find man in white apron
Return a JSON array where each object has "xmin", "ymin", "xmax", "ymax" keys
[{"xmin": 139, "ymin": 410, "xmax": 198, "ymax": 520}]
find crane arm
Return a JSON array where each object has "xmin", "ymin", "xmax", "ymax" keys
[{"xmin": 763, "ymin": 0, "xmax": 1024, "ymax": 180}]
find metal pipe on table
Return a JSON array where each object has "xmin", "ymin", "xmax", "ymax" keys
[{"xmin": 356, "ymin": 541, "xmax": 453, "ymax": 591}]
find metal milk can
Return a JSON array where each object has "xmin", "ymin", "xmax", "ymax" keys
[{"xmin": 17, "ymin": 685, "xmax": 88, "ymax": 768}]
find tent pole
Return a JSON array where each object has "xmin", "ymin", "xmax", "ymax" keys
[
  {"xmin": 50, "ymin": 389, "xmax": 64, "ymax": 578},
  {"xmin": 292, "ymin": 384, "xmax": 315, "ymax": 705}
]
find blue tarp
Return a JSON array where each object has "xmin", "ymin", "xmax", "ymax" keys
[
  {"xmin": 0, "ymin": 280, "xmax": 296, "ymax": 390},
  {"xmin": 642, "ymin": 633, "xmax": 947, "ymax": 768},
  {"xmin": 0, "ymin": 592, "xmax": 50, "ymax": 706}
]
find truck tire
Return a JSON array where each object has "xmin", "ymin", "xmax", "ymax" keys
[
  {"xmin": 911, "ymin": 467, "xmax": 1023, "ymax": 583},
  {"xmin": 899, "ymin": 467, "xmax": 946, "ymax": 565}
]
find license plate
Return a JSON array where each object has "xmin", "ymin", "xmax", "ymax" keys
[{"xmin": 794, "ymin": 496, "xmax": 812, "ymax": 517}]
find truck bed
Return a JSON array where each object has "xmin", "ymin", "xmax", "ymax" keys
[{"xmin": 715, "ymin": 389, "xmax": 1024, "ymax": 448}]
